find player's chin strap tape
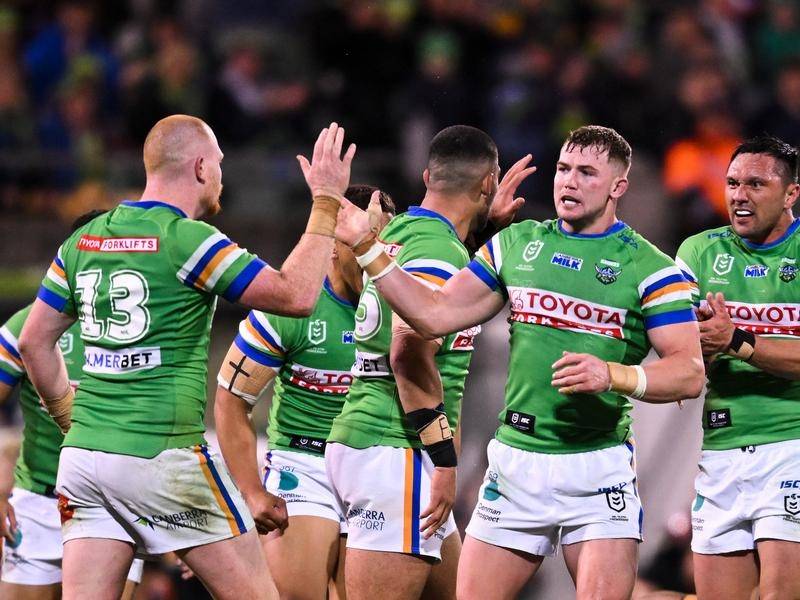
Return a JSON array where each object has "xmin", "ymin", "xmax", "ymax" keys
[
  {"xmin": 41, "ymin": 385, "xmax": 74, "ymax": 434},
  {"xmin": 606, "ymin": 362, "xmax": 647, "ymax": 400},
  {"xmin": 305, "ymin": 194, "xmax": 342, "ymax": 237},
  {"xmin": 354, "ymin": 237, "xmax": 397, "ymax": 281},
  {"xmin": 727, "ymin": 327, "xmax": 756, "ymax": 361},
  {"xmin": 406, "ymin": 403, "xmax": 457, "ymax": 468}
]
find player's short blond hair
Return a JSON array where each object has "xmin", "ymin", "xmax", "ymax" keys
[{"xmin": 143, "ymin": 114, "xmax": 214, "ymax": 175}]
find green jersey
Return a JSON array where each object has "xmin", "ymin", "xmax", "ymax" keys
[
  {"xmin": 0, "ymin": 305, "xmax": 84, "ymax": 494},
  {"xmin": 38, "ymin": 200, "xmax": 266, "ymax": 458},
  {"xmin": 469, "ymin": 219, "xmax": 695, "ymax": 453},
  {"xmin": 328, "ymin": 206, "xmax": 479, "ymax": 449},
  {"xmin": 676, "ymin": 218, "xmax": 800, "ymax": 450},
  {"xmin": 218, "ymin": 278, "xmax": 357, "ymax": 455}
]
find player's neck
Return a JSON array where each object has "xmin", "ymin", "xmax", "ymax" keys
[
  {"xmin": 419, "ymin": 192, "xmax": 476, "ymax": 241},
  {"xmin": 327, "ymin": 266, "xmax": 359, "ymax": 305},
  {"xmin": 139, "ymin": 184, "xmax": 200, "ymax": 219},
  {"xmin": 743, "ymin": 211, "xmax": 797, "ymax": 246},
  {"xmin": 559, "ymin": 206, "xmax": 619, "ymax": 236}
]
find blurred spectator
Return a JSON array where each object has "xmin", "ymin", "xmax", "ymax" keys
[
  {"xmin": 23, "ymin": 0, "xmax": 118, "ymax": 110},
  {"xmin": 633, "ymin": 512, "xmax": 695, "ymax": 598},
  {"xmin": 756, "ymin": 0, "xmax": 800, "ymax": 79},
  {"xmin": 663, "ymin": 109, "xmax": 741, "ymax": 238},
  {"xmin": 0, "ymin": 9, "xmax": 35, "ymax": 152},
  {"xmin": 209, "ymin": 31, "xmax": 310, "ymax": 145},
  {"xmin": 750, "ymin": 58, "xmax": 800, "ymax": 144}
]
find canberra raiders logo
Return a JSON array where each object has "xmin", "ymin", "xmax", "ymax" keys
[
  {"xmin": 779, "ymin": 257, "xmax": 797, "ymax": 283},
  {"xmin": 595, "ymin": 259, "xmax": 621, "ymax": 285}
]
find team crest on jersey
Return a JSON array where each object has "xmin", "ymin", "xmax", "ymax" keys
[
  {"xmin": 58, "ymin": 332, "xmax": 73, "ymax": 354},
  {"xmin": 551, "ymin": 252, "xmax": 583, "ymax": 271},
  {"xmin": 780, "ymin": 258, "xmax": 797, "ymax": 283},
  {"xmin": 522, "ymin": 240, "xmax": 544, "ymax": 262},
  {"xmin": 785, "ymin": 494, "xmax": 800, "ymax": 516},
  {"xmin": 308, "ymin": 320, "xmax": 327, "ymax": 345},
  {"xmin": 595, "ymin": 259, "xmax": 621, "ymax": 285},
  {"xmin": 712, "ymin": 253, "xmax": 734, "ymax": 275},
  {"xmin": 744, "ymin": 264, "xmax": 768, "ymax": 278}
]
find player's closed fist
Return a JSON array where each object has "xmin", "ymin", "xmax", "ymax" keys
[
  {"xmin": 247, "ymin": 490, "xmax": 289, "ymax": 535},
  {"xmin": 551, "ymin": 351, "xmax": 611, "ymax": 395}
]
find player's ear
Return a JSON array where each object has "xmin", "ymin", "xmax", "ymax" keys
[
  {"xmin": 195, "ymin": 157, "xmax": 205, "ymax": 184},
  {"xmin": 423, "ymin": 168, "xmax": 430, "ymax": 186},
  {"xmin": 785, "ymin": 182, "xmax": 800, "ymax": 210},
  {"xmin": 480, "ymin": 170, "xmax": 494, "ymax": 197},
  {"xmin": 610, "ymin": 176, "xmax": 629, "ymax": 199}
]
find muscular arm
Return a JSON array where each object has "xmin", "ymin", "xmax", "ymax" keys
[
  {"xmin": 746, "ymin": 337, "xmax": 800, "ymax": 380},
  {"xmin": 373, "ymin": 268, "xmax": 505, "ymax": 339},
  {"xmin": 17, "ymin": 299, "xmax": 75, "ymax": 404},
  {"xmin": 641, "ymin": 321, "xmax": 705, "ymax": 403},
  {"xmin": 389, "ymin": 317, "xmax": 443, "ymax": 415},
  {"xmin": 238, "ymin": 235, "xmax": 333, "ymax": 317}
]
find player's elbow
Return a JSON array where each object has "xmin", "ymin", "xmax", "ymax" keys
[
  {"xmin": 285, "ymin": 294, "xmax": 316, "ymax": 318},
  {"xmin": 17, "ymin": 330, "xmax": 34, "ymax": 363},
  {"xmin": 681, "ymin": 357, "xmax": 706, "ymax": 399}
]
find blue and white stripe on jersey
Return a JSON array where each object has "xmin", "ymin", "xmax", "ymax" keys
[
  {"xmin": 402, "ymin": 258, "xmax": 460, "ymax": 288},
  {"xmin": 239, "ymin": 311, "xmax": 286, "ymax": 360},
  {"xmin": 468, "ymin": 234, "xmax": 504, "ymax": 292},
  {"xmin": 178, "ymin": 232, "xmax": 247, "ymax": 293},
  {"xmin": 638, "ymin": 266, "xmax": 696, "ymax": 329},
  {"xmin": 674, "ymin": 256, "xmax": 701, "ymax": 304},
  {"xmin": 0, "ymin": 325, "xmax": 23, "ymax": 386}
]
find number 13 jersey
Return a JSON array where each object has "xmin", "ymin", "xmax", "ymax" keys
[{"xmin": 37, "ymin": 200, "xmax": 266, "ymax": 458}]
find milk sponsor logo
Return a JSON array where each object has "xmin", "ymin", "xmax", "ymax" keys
[
  {"xmin": 288, "ymin": 363, "xmax": 353, "ymax": 394},
  {"xmin": 712, "ymin": 253, "xmax": 734, "ymax": 276},
  {"xmin": 550, "ymin": 252, "xmax": 583, "ymax": 271},
  {"xmin": 522, "ymin": 240, "xmax": 544, "ymax": 262},
  {"xmin": 744, "ymin": 264, "xmax": 768, "ymax": 278},
  {"xmin": 450, "ymin": 325, "xmax": 481, "ymax": 351},
  {"xmin": 723, "ymin": 300, "xmax": 800, "ymax": 336},
  {"xmin": 77, "ymin": 235, "xmax": 159, "ymax": 252},
  {"xmin": 83, "ymin": 345, "xmax": 161, "ymax": 374},
  {"xmin": 507, "ymin": 287, "xmax": 627, "ymax": 338}
]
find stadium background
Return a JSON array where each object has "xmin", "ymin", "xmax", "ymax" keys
[{"xmin": 0, "ymin": 0, "xmax": 797, "ymax": 597}]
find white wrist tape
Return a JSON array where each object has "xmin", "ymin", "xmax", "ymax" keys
[
  {"xmin": 631, "ymin": 365, "xmax": 647, "ymax": 399},
  {"xmin": 355, "ymin": 242, "xmax": 384, "ymax": 268},
  {"xmin": 371, "ymin": 260, "xmax": 398, "ymax": 281}
]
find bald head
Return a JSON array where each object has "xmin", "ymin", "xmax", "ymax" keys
[{"xmin": 143, "ymin": 115, "xmax": 218, "ymax": 176}]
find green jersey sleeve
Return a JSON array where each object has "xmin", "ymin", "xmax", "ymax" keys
[
  {"xmin": 675, "ymin": 236, "xmax": 703, "ymax": 306},
  {"xmin": 170, "ymin": 219, "xmax": 267, "ymax": 301},
  {"xmin": 0, "ymin": 306, "xmax": 29, "ymax": 387},
  {"xmin": 396, "ymin": 234, "xmax": 469, "ymax": 287},
  {"xmin": 467, "ymin": 231, "xmax": 508, "ymax": 296},
  {"xmin": 37, "ymin": 241, "xmax": 77, "ymax": 315},
  {"xmin": 635, "ymin": 249, "xmax": 696, "ymax": 330}
]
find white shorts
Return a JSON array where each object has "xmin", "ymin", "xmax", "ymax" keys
[
  {"xmin": 465, "ymin": 439, "xmax": 643, "ymax": 557},
  {"xmin": 325, "ymin": 443, "xmax": 456, "ymax": 560},
  {"xmin": 1, "ymin": 487, "xmax": 143, "ymax": 585},
  {"xmin": 56, "ymin": 445, "xmax": 253, "ymax": 556},
  {"xmin": 263, "ymin": 448, "xmax": 346, "ymax": 533},
  {"xmin": 691, "ymin": 438, "xmax": 800, "ymax": 554}
]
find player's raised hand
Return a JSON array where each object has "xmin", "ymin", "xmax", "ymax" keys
[
  {"xmin": 245, "ymin": 490, "xmax": 289, "ymax": 535},
  {"xmin": 296, "ymin": 122, "xmax": 357, "ymax": 199},
  {"xmin": 335, "ymin": 189, "xmax": 383, "ymax": 248},
  {"xmin": 698, "ymin": 292, "xmax": 735, "ymax": 357},
  {"xmin": 551, "ymin": 351, "xmax": 611, "ymax": 395},
  {"xmin": 420, "ymin": 466, "xmax": 456, "ymax": 540},
  {"xmin": 489, "ymin": 154, "xmax": 537, "ymax": 228}
]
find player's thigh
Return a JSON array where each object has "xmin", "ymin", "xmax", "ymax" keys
[
  {"xmin": 562, "ymin": 538, "xmax": 638, "ymax": 600},
  {"xmin": 345, "ymin": 548, "xmax": 431, "ymax": 600},
  {"xmin": 62, "ymin": 538, "xmax": 136, "ymax": 600},
  {"xmin": 422, "ymin": 530, "xmax": 461, "ymax": 600},
  {"xmin": 692, "ymin": 551, "xmax": 758, "ymax": 600},
  {"xmin": 756, "ymin": 539, "xmax": 800, "ymax": 600},
  {"xmin": 456, "ymin": 534, "xmax": 543, "ymax": 600},
  {"xmin": 329, "ymin": 535, "xmax": 347, "ymax": 600},
  {"xmin": 263, "ymin": 515, "xmax": 341, "ymax": 600},
  {"xmin": 178, "ymin": 529, "xmax": 276, "ymax": 600},
  {"xmin": 0, "ymin": 581, "xmax": 60, "ymax": 600}
]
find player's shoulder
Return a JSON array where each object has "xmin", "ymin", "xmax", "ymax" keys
[
  {"xmin": 676, "ymin": 226, "xmax": 735, "ymax": 260},
  {"xmin": 610, "ymin": 224, "xmax": 681, "ymax": 278}
]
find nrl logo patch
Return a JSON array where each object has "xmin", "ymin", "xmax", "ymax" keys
[
  {"xmin": 712, "ymin": 253, "xmax": 734, "ymax": 276},
  {"xmin": 58, "ymin": 332, "xmax": 73, "ymax": 354},
  {"xmin": 779, "ymin": 258, "xmax": 797, "ymax": 283},
  {"xmin": 606, "ymin": 490, "xmax": 626, "ymax": 513},
  {"xmin": 308, "ymin": 319, "xmax": 327, "ymax": 345},
  {"xmin": 785, "ymin": 494, "xmax": 800, "ymax": 516},
  {"xmin": 595, "ymin": 259, "xmax": 621, "ymax": 285},
  {"xmin": 522, "ymin": 240, "xmax": 543, "ymax": 262}
]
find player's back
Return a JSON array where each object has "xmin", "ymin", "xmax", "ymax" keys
[{"xmin": 40, "ymin": 200, "xmax": 265, "ymax": 458}]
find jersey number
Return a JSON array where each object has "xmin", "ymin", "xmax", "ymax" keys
[{"xmin": 75, "ymin": 269, "xmax": 151, "ymax": 342}]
